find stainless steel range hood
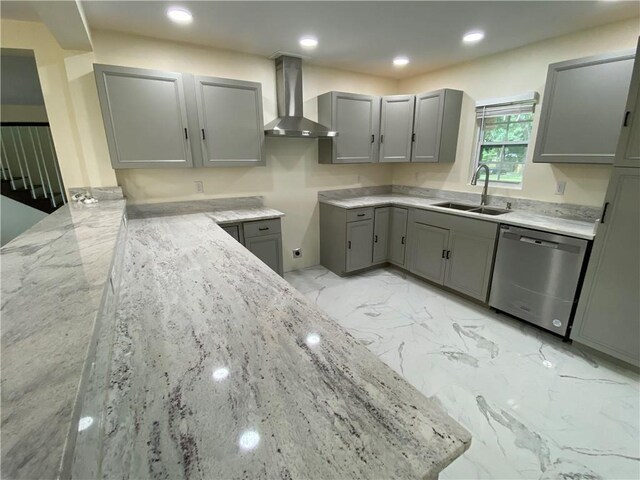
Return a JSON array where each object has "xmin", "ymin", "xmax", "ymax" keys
[{"xmin": 264, "ymin": 55, "xmax": 337, "ymax": 138}]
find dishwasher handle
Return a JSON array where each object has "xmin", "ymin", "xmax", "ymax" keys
[{"xmin": 519, "ymin": 236, "xmax": 558, "ymax": 249}]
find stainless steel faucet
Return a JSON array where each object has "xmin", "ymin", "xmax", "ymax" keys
[{"xmin": 471, "ymin": 163, "xmax": 490, "ymax": 206}]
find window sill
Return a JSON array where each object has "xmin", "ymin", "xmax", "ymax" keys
[{"xmin": 470, "ymin": 182, "xmax": 523, "ymax": 191}]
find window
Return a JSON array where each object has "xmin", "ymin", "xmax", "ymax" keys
[{"xmin": 474, "ymin": 94, "xmax": 538, "ymax": 187}]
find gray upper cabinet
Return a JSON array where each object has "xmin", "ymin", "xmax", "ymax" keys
[
  {"xmin": 388, "ymin": 207, "xmax": 408, "ymax": 266},
  {"xmin": 411, "ymin": 89, "xmax": 463, "ymax": 163},
  {"xmin": 615, "ymin": 42, "xmax": 640, "ymax": 168},
  {"xmin": 408, "ymin": 222, "xmax": 449, "ymax": 284},
  {"xmin": 380, "ymin": 95, "xmax": 415, "ymax": 163},
  {"xmin": 318, "ymin": 91, "xmax": 380, "ymax": 164},
  {"xmin": 94, "ymin": 64, "xmax": 193, "ymax": 169},
  {"xmin": 533, "ymin": 51, "xmax": 635, "ymax": 164},
  {"xmin": 346, "ymin": 219, "xmax": 374, "ymax": 272},
  {"xmin": 194, "ymin": 76, "xmax": 265, "ymax": 166},
  {"xmin": 373, "ymin": 207, "xmax": 390, "ymax": 263}
]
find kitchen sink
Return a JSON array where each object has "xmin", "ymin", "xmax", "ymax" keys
[
  {"xmin": 469, "ymin": 206, "xmax": 511, "ymax": 216},
  {"xmin": 433, "ymin": 202, "xmax": 477, "ymax": 211},
  {"xmin": 434, "ymin": 202, "xmax": 511, "ymax": 216}
]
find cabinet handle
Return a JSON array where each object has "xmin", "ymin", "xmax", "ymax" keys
[
  {"xmin": 446, "ymin": 250, "xmax": 451, "ymax": 259},
  {"xmin": 624, "ymin": 111, "xmax": 632, "ymax": 127},
  {"xmin": 401, "ymin": 236, "xmax": 405, "ymax": 245},
  {"xmin": 357, "ymin": 213, "xmax": 365, "ymax": 217},
  {"xmin": 380, "ymin": 134, "xmax": 384, "ymax": 143},
  {"xmin": 184, "ymin": 128, "xmax": 189, "ymax": 140},
  {"xmin": 442, "ymin": 249, "xmax": 446, "ymax": 258},
  {"xmin": 201, "ymin": 129, "xmax": 206, "ymax": 140},
  {"xmin": 348, "ymin": 240, "xmax": 352, "ymax": 249},
  {"xmin": 258, "ymin": 227, "xmax": 269, "ymax": 231},
  {"xmin": 601, "ymin": 202, "xmax": 610, "ymax": 224},
  {"xmin": 371, "ymin": 134, "xmax": 375, "ymax": 143},
  {"xmin": 411, "ymin": 133, "xmax": 416, "ymax": 142},
  {"xmin": 374, "ymin": 235, "xmax": 378, "ymax": 243}
]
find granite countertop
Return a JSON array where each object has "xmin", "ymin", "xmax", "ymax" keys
[
  {"xmin": 320, "ymin": 194, "xmax": 596, "ymax": 240},
  {"xmin": 0, "ymin": 199, "xmax": 126, "ymax": 479},
  {"xmin": 90, "ymin": 213, "xmax": 471, "ymax": 479},
  {"xmin": 126, "ymin": 198, "xmax": 284, "ymax": 224}
]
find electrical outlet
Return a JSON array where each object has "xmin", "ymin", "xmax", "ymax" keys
[
  {"xmin": 555, "ymin": 181, "xmax": 566, "ymax": 195},
  {"xmin": 293, "ymin": 248, "xmax": 302, "ymax": 258},
  {"xmin": 194, "ymin": 181, "xmax": 204, "ymax": 193}
]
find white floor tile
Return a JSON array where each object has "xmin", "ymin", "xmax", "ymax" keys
[{"xmin": 285, "ymin": 266, "xmax": 640, "ymax": 480}]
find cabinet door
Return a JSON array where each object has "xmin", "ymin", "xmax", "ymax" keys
[
  {"xmin": 93, "ymin": 64, "xmax": 193, "ymax": 169},
  {"xmin": 245, "ymin": 233, "xmax": 283, "ymax": 276},
  {"xmin": 408, "ymin": 223, "xmax": 449, "ymax": 284},
  {"xmin": 380, "ymin": 95, "xmax": 415, "ymax": 163},
  {"xmin": 346, "ymin": 220, "xmax": 374, "ymax": 272},
  {"xmin": 444, "ymin": 230, "xmax": 495, "ymax": 302},
  {"xmin": 195, "ymin": 76, "xmax": 264, "ymax": 166},
  {"xmin": 389, "ymin": 207, "xmax": 408, "ymax": 266},
  {"xmin": 572, "ymin": 168, "xmax": 639, "ymax": 366},
  {"xmin": 616, "ymin": 41, "xmax": 640, "ymax": 168},
  {"xmin": 372, "ymin": 207, "xmax": 390, "ymax": 263},
  {"xmin": 412, "ymin": 91, "xmax": 444, "ymax": 163},
  {"xmin": 333, "ymin": 92, "xmax": 380, "ymax": 163},
  {"xmin": 533, "ymin": 51, "xmax": 635, "ymax": 164}
]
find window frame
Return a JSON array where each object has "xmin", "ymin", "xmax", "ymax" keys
[{"xmin": 472, "ymin": 98, "xmax": 537, "ymax": 188}]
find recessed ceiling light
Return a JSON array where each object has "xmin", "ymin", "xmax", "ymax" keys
[
  {"xmin": 299, "ymin": 36, "xmax": 318, "ymax": 49},
  {"xmin": 167, "ymin": 7, "xmax": 193, "ymax": 25},
  {"xmin": 393, "ymin": 56, "xmax": 410, "ymax": 67},
  {"xmin": 463, "ymin": 30, "xmax": 485, "ymax": 44}
]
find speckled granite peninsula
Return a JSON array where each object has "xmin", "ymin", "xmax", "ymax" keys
[
  {"xmin": 1, "ymin": 197, "xmax": 126, "ymax": 479},
  {"xmin": 80, "ymin": 211, "xmax": 472, "ymax": 479}
]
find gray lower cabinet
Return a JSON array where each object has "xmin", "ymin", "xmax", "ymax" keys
[
  {"xmin": 219, "ymin": 219, "xmax": 283, "ymax": 276},
  {"xmin": 245, "ymin": 234, "xmax": 283, "ymax": 276},
  {"xmin": 532, "ymin": 50, "xmax": 635, "ymax": 164},
  {"xmin": 412, "ymin": 89, "xmax": 463, "ymax": 163},
  {"xmin": 346, "ymin": 219, "xmax": 374, "ymax": 272},
  {"xmin": 408, "ymin": 222, "xmax": 449, "ymax": 284},
  {"xmin": 94, "ymin": 64, "xmax": 193, "ymax": 169},
  {"xmin": 380, "ymin": 95, "xmax": 415, "ymax": 163},
  {"xmin": 388, "ymin": 207, "xmax": 408, "ymax": 266},
  {"xmin": 194, "ymin": 76, "xmax": 265, "ymax": 166},
  {"xmin": 318, "ymin": 91, "xmax": 381, "ymax": 164},
  {"xmin": 373, "ymin": 207, "xmax": 390, "ymax": 263},
  {"xmin": 571, "ymin": 168, "xmax": 639, "ymax": 367},
  {"xmin": 407, "ymin": 209, "xmax": 498, "ymax": 302}
]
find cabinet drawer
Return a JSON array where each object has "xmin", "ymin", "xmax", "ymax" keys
[
  {"xmin": 243, "ymin": 218, "xmax": 281, "ymax": 238},
  {"xmin": 346, "ymin": 208, "xmax": 374, "ymax": 222}
]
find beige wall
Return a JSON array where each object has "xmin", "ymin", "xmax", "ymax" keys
[
  {"xmin": 2, "ymin": 18, "xmax": 638, "ymax": 271},
  {"xmin": 91, "ymin": 30, "xmax": 398, "ymax": 272},
  {"xmin": 395, "ymin": 18, "xmax": 640, "ymax": 206},
  {"xmin": 0, "ymin": 19, "xmax": 118, "ymax": 190}
]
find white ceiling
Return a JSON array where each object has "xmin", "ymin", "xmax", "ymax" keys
[{"xmin": 2, "ymin": 1, "xmax": 639, "ymax": 78}]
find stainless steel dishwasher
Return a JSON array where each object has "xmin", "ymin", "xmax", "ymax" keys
[{"xmin": 489, "ymin": 225, "xmax": 589, "ymax": 338}]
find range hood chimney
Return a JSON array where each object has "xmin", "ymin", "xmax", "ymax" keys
[{"xmin": 264, "ymin": 55, "xmax": 337, "ymax": 138}]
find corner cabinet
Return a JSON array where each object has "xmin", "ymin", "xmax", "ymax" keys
[
  {"xmin": 94, "ymin": 64, "xmax": 194, "ymax": 169},
  {"xmin": 221, "ymin": 218, "xmax": 283, "ymax": 276},
  {"xmin": 532, "ymin": 51, "xmax": 635, "ymax": 164},
  {"xmin": 412, "ymin": 89, "xmax": 463, "ymax": 163},
  {"xmin": 94, "ymin": 64, "xmax": 266, "ymax": 169},
  {"xmin": 318, "ymin": 91, "xmax": 381, "ymax": 164},
  {"xmin": 194, "ymin": 76, "xmax": 265, "ymax": 166}
]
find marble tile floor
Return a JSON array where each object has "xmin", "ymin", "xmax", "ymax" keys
[{"xmin": 284, "ymin": 266, "xmax": 640, "ymax": 480}]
